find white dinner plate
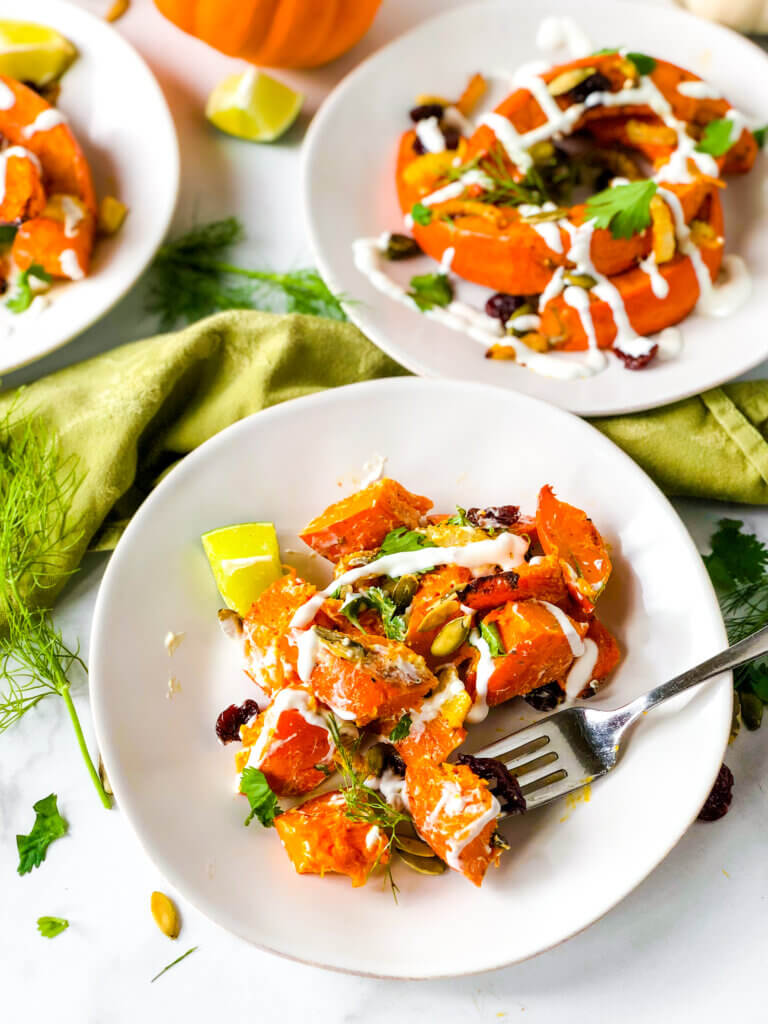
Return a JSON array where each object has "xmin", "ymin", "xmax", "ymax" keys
[
  {"xmin": 91, "ymin": 378, "xmax": 730, "ymax": 978},
  {"xmin": 0, "ymin": 0, "xmax": 178, "ymax": 373},
  {"xmin": 303, "ymin": 0, "xmax": 768, "ymax": 416}
]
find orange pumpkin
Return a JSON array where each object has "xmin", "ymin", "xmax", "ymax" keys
[{"xmin": 154, "ymin": 0, "xmax": 382, "ymax": 69}]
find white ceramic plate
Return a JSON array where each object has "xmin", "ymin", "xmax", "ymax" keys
[
  {"xmin": 303, "ymin": 0, "xmax": 768, "ymax": 416},
  {"xmin": 0, "ymin": 0, "xmax": 178, "ymax": 373},
  {"xmin": 91, "ymin": 378, "xmax": 730, "ymax": 978}
]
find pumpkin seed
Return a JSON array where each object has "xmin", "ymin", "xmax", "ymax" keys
[
  {"xmin": 521, "ymin": 207, "xmax": 566, "ymax": 224},
  {"xmin": 485, "ymin": 343, "xmax": 517, "ymax": 361},
  {"xmin": 529, "ymin": 140, "xmax": 555, "ymax": 163},
  {"xmin": 547, "ymin": 66, "xmax": 597, "ymax": 97},
  {"xmin": 385, "ymin": 233, "xmax": 422, "ymax": 261},
  {"xmin": 398, "ymin": 849, "xmax": 447, "ymax": 875},
  {"xmin": 417, "ymin": 597, "xmax": 459, "ymax": 633},
  {"xmin": 366, "ymin": 743, "xmax": 385, "ymax": 776},
  {"xmin": 314, "ymin": 625, "xmax": 366, "ymax": 661},
  {"xmin": 151, "ymin": 891, "xmax": 180, "ymax": 939},
  {"xmin": 217, "ymin": 607, "xmax": 243, "ymax": 639},
  {"xmin": 394, "ymin": 835, "xmax": 436, "ymax": 858},
  {"xmin": 518, "ymin": 332, "xmax": 549, "ymax": 353},
  {"xmin": 741, "ymin": 691, "xmax": 763, "ymax": 731},
  {"xmin": 506, "ymin": 302, "xmax": 533, "ymax": 321},
  {"xmin": 430, "ymin": 614, "xmax": 472, "ymax": 657},
  {"xmin": 563, "ymin": 272, "xmax": 597, "ymax": 289},
  {"xmin": 392, "ymin": 574, "xmax": 419, "ymax": 609}
]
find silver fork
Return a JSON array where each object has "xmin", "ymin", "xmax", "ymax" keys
[{"xmin": 475, "ymin": 623, "xmax": 768, "ymax": 811}]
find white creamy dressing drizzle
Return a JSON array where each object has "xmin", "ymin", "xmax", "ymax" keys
[
  {"xmin": 424, "ymin": 780, "xmax": 501, "ymax": 871},
  {"xmin": 564, "ymin": 637, "xmax": 599, "ymax": 701},
  {"xmin": 656, "ymin": 326, "xmax": 684, "ymax": 359},
  {"xmin": 519, "ymin": 202, "xmax": 564, "ymax": 254},
  {"xmin": 294, "ymin": 627, "xmax": 321, "ymax": 684},
  {"xmin": 0, "ymin": 82, "xmax": 14, "ymax": 110},
  {"xmin": 60, "ymin": 196, "xmax": 85, "ymax": 237},
  {"xmin": 639, "ymin": 252, "xmax": 670, "ymax": 299},
  {"xmin": 509, "ymin": 313, "xmax": 541, "ymax": 332},
  {"xmin": 290, "ymin": 531, "xmax": 529, "ymax": 630},
  {"xmin": 466, "ymin": 629, "xmax": 494, "ymax": 724},
  {"xmin": 367, "ymin": 768, "xmax": 410, "ymax": 812},
  {"xmin": 409, "ymin": 670, "xmax": 468, "ymax": 735},
  {"xmin": 365, "ymin": 825, "xmax": 382, "ymax": 850},
  {"xmin": 22, "ymin": 108, "xmax": 66, "ymax": 138},
  {"xmin": 415, "ymin": 116, "xmax": 445, "ymax": 153},
  {"xmin": 440, "ymin": 245, "xmax": 455, "ymax": 272},
  {"xmin": 0, "ymin": 146, "xmax": 41, "ymax": 205},
  {"xmin": 59, "ymin": 249, "xmax": 85, "ymax": 280},
  {"xmin": 360, "ymin": 452, "xmax": 388, "ymax": 486},
  {"xmin": 676, "ymin": 79, "xmax": 721, "ymax": 100},
  {"xmin": 244, "ymin": 687, "xmax": 331, "ymax": 768}
]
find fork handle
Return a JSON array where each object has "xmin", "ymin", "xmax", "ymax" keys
[{"xmin": 624, "ymin": 621, "xmax": 768, "ymax": 720}]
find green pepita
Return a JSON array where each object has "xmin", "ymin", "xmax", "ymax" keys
[
  {"xmin": 547, "ymin": 66, "xmax": 597, "ymax": 97},
  {"xmin": 417, "ymin": 597, "xmax": 458, "ymax": 633},
  {"xmin": 394, "ymin": 835, "xmax": 436, "ymax": 858},
  {"xmin": 314, "ymin": 625, "xmax": 366, "ymax": 661},
  {"xmin": 506, "ymin": 302, "xmax": 533, "ymax": 321},
  {"xmin": 365, "ymin": 743, "xmax": 385, "ymax": 776},
  {"xmin": 430, "ymin": 614, "xmax": 472, "ymax": 657},
  {"xmin": 741, "ymin": 691, "xmax": 763, "ymax": 731},
  {"xmin": 521, "ymin": 206, "xmax": 567, "ymax": 225},
  {"xmin": 392, "ymin": 574, "xmax": 419, "ymax": 609},
  {"xmin": 385, "ymin": 233, "xmax": 423, "ymax": 261},
  {"xmin": 529, "ymin": 140, "xmax": 555, "ymax": 163},
  {"xmin": 563, "ymin": 272, "xmax": 597, "ymax": 289},
  {"xmin": 397, "ymin": 849, "xmax": 447, "ymax": 875}
]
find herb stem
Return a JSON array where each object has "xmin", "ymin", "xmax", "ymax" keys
[{"xmin": 57, "ymin": 671, "xmax": 111, "ymax": 809}]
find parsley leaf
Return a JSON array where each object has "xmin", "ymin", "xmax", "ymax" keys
[
  {"xmin": 16, "ymin": 794, "xmax": 68, "ymax": 875},
  {"xmin": 445, "ymin": 507, "xmax": 469, "ymax": 526},
  {"xmin": 240, "ymin": 767, "xmax": 282, "ymax": 827},
  {"xmin": 480, "ymin": 620, "xmax": 506, "ymax": 657},
  {"xmin": 340, "ymin": 587, "xmax": 407, "ymax": 641},
  {"xmin": 585, "ymin": 180, "xmax": 658, "ymax": 239},
  {"xmin": 379, "ymin": 527, "xmax": 436, "ymax": 556},
  {"xmin": 151, "ymin": 946, "xmax": 198, "ymax": 983},
  {"xmin": 696, "ymin": 118, "xmax": 735, "ymax": 157},
  {"xmin": 625, "ymin": 52, "xmax": 656, "ymax": 76},
  {"xmin": 411, "ymin": 202, "xmax": 432, "ymax": 226},
  {"xmin": 37, "ymin": 916, "xmax": 69, "ymax": 939},
  {"xmin": 0, "ymin": 224, "xmax": 17, "ymax": 244},
  {"xmin": 704, "ymin": 519, "xmax": 768, "ymax": 590},
  {"xmin": 408, "ymin": 272, "xmax": 453, "ymax": 311},
  {"xmin": 754, "ymin": 125, "xmax": 767, "ymax": 148},
  {"xmin": 7, "ymin": 264, "xmax": 53, "ymax": 314},
  {"xmin": 389, "ymin": 713, "xmax": 412, "ymax": 742}
]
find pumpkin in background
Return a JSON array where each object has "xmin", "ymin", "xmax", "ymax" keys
[{"xmin": 154, "ymin": 0, "xmax": 382, "ymax": 69}]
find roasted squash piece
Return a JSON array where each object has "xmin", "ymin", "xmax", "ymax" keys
[
  {"xmin": 299, "ymin": 478, "xmax": 433, "ymax": 562},
  {"xmin": 275, "ymin": 791, "xmax": 390, "ymax": 887},
  {"xmin": 240, "ymin": 569, "xmax": 317, "ymax": 694},
  {"xmin": 481, "ymin": 600, "xmax": 587, "ymax": 705},
  {"xmin": 0, "ymin": 152, "xmax": 45, "ymax": 223},
  {"xmin": 405, "ymin": 565, "xmax": 473, "ymax": 660},
  {"xmin": 587, "ymin": 618, "xmax": 621, "ymax": 687},
  {"xmin": 462, "ymin": 555, "xmax": 567, "ymax": 611},
  {"xmin": 406, "ymin": 762, "xmax": 501, "ymax": 886},
  {"xmin": 237, "ymin": 688, "xmax": 334, "ymax": 796},
  {"xmin": 536, "ymin": 486, "xmax": 611, "ymax": 613},
  {"xmin": 383, "ymin": 667, "xmax": 471, "ymax": 768}
]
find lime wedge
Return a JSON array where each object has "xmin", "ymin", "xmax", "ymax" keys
[
  {"xmin": 205, "ymin": 68, "xmax": 304, "ymax": 143},
  {"xmin": 202, "ymin": 522, "xmax": 282, "ymax": 615},
  {"xmin": 0, "ymin": 21, "xmax": 77, "ymax": 85}
]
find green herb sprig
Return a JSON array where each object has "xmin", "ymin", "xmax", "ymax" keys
[
  {"xmin": 17, "ymin": 794, "xmax": 68, "ymax": 875},
  {"xmin": 147, "ymin": 217, "xmax": 347, "ymax": 329},
  {"xmin": 696, "ymin": 118, "xmax": 735, "ymax": 158},
  {"xmin": 340, "ymin": 586, "xmax": 407, "ymax": 642},
  {"xmin": 585, "ymin": 180, "xmax": 658, "ymax": 239},
  {"xmin": 240, "ymin": 766, "xmax": 282, "ymax": 827},
  {"xmin": 37, "ymin": 916, "xmax": 69, "ymax": 938},
  {"xmin": 151, "ymin": 946, "xmax": 199, "ymax": 983},
  {"xmin": 7, "ymin": 264, "xmax": 53, "ymax": 314},
  {"xmin": 379, "ymin": 527, "xmax": 436, "ymax": 556}
]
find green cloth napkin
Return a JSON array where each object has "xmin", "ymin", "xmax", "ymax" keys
[{"xmin": 2, "ymin": 307, "xmax": 768, "ymax": 618}]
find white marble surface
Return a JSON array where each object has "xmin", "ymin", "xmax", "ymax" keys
[{"xmin": 2, "ymin": 0, "xmax": 768, "ymax": 1020}]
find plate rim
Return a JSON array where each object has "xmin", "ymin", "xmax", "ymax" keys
[
  {"xmin": 302, "ymin": 0, "xmax": 768, "ymax": 416},
  {"xmin": 0, "ymin": 0, "xmax": 179, "ymax": 374},
  {"xmin": 89, "ymin": 376, "xmax": 731, "ymax": 978}
]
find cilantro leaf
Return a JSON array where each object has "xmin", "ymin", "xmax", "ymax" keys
[
  {"xmin": 411, "ymin": 202, "xmax": 432, "ymax": 226},
  {"xmin": 754, "ymin": 125, "xmax": 767, "ymax": 148},
  {"xmin": 37, "ymin": 916, "xmax": 69, "ymax": 939},
  {"xmin": 585, "ymin": 180, "xmax": 658, "ymax": 239},
  {"xmin": 389, "ymin": 713, "xmax": 412, "ymax": 742},
  {"xmin": 240, "ymin": 767, "xmax": 282, "ymax": 827},
  {"xmin": 445, "ymin": 506, "xmax": 469, "ymax": 526},
  {"xmin": 625, "ymin": 52, "xmax": 656, "ymax": 76},
  {"xmin": 340, "ymin": 586, "xmax": 407, "ymax": 642},
  {"xmin": 0, "ymin": 224, "xmax": 17, "ymax": 244},
  {"xmin": 480, "ymin": 620, "xmax": 506, "ymax": 657},
  {"xmin": 696, "ymin": 118, "xmax": 735, "ymax": 157},
  {"xmin": 407, "ymin": 272, "xmax": 453, "ymax": 311},
  {"xmin": 6, "ymin": 264, "xmax": 53, "ymax": 314},
  {"xmin": 379, "ymin": 527, "xmax": 436, "ymax": 556},
  {"xmin": 16, "ymin": 794, "xmax": 68, "ymax": 876},
  {"xmin": 704, "ymin": 519, "xmax": 768, "ymax": 590}
]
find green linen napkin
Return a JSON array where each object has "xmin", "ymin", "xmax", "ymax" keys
[{"xmin": 2, "ymin": 307, "xmax": 768, "ymax": 620}]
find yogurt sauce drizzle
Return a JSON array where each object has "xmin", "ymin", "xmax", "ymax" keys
[{"xmin": 424, "ymin": 780, "xmax": 501, "ymax": 871}]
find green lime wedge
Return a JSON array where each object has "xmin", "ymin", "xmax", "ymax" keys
[
  {"xmin": 0, "ymin": 20, "xmax": 77, "ymax": 85},
  {"xmin": 205, "ymin": 68, "xmax": 304, "ymax": 143},
  {"xmin": 202, "ymin": 522, "xmax": 282, "ymax": 615}
]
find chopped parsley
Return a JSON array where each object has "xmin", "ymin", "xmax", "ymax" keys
[
  {"xmin": 445, "ymin": 507, "xmax": 470, "ymax": 526},
  {"xmin": 37, "ymin": 916, "xmax": 69, "ymax": 939},
  {"xmin": 389, "ymin": 713, "xmax": 413, "ymax": 742},
  {"xmin": 379, "ymin": 527, "xmax": 436, "ymax": 556},
  {"xmin": 7, "ymin": 264, "xmax": 53, "ymax": 314},
  {"xmin": 480, "ymin": 620, "xmax": 506, "ymax": 658},
  {"xmin": 585, "ymin": 180, "xmax": 658, "ymax": 239},
  {"xmin": 696, "ymin": 118, "xmax": 735, "ymax": 157},
  {"xmin": 753, "ymin": 125, "xmax": 767, "ymax": 148},
  {"xmin": 16, "ymin": 794, "xmax": 68, "ymax": 876},
  {"xmin": 240, "ymin": 767, "xmax": 282, "ymax": 827},
  {"xmin": 625, "ymin": 52, "xmax": 656, "ymax": 76},
  {"xmin": 411, "ymin": 202, "xmax": 433, "ymax": 226},
  {"xmin": 340, "ymin": 586, "xmax": 407, "ymax": 642},
  {"xmin": 407, "ymin": 271, "xmax": 453, "ymax": 311}
]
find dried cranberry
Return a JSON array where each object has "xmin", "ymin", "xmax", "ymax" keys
[
  {"xmin": 485, "ymin": 293, "xmax": 527, "ymax": 324},
  {"xmin": 409, "ymin": 103, "xmax": 445, "ymax": 123},
  {"xmin": 467, "ymin": 505, "xmax": 521, "ymax": 530},
  {"xmin": 524, "ymin": 681, "xmax": 565, "ymax": 713},
  {"xmin": 569, "ymin": 72, "xmax": 612, "ymax": 103},
  {"xmin": 698, "ymin": 763, "xmax": 734, "ymax": 822},
  {"xmin": 593, "ymin": 168, "xmax": 614, "ymax": 193},
  {"xmin": 613, "ymin": 343, "xmax": 659, "ymax": 370},
  {"xmin": 413, "ymin": 136, "xmax": 426, "ymax": 155},
  {"xmin": 215, "ymin": 698, "xmax": 260, "ymax": 744},
  {"xmin": 443, "ymin": 126, "xmax": 460, "ymax": 150},
  {"xmin": 383, "ymin": 746, "xmax": 406, "ymax": 776},
  {"xmin": 456, "ymin": 754, "xmax": 527, "ymax": 814}
]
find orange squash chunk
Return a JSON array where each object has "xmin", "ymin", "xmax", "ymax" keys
[
  {"xmin": 13, "ymin": 206, "xmax": 95, "ymax": 280},
  {"xmin": 238, "ymin": 690, "xmax": 333, "ymax": 796},
  {"xmin": 588, "ymin": 618, "xmax": 621, "ymax": 686},
  {"xmin": 0, "ymin": 152, "xmax": 45, "ymax": 222},
  {"xmin": 396, "ymin": 714, "xmax": 466, "ymax": 769},
  {"xmin": 299, "ymin": 478, "xmax": 433, "ymax": 562},
  {"xmin": 275, "ymin": 791, "xmax": 390, "ymax": 887},
  {"xmin": 405, "ymin": 565, "xmax": 472, "ymax": 661},
  {"xmin": 406, "ymin": 762, "xmax": 501, "ymax": 886},
  {"xmin": 308, "ymin": 627, "xmax": 436, "ymax": 725},
  {"xmin": 462, "ymin": 555, "xmax": 567, "ymax": 611},
  {"xmin": 240, "ymin": 570, "xmax": 317, "ymax": 694},
  {"xmin": 482, "ymin": 600, "xmax": 586, "ymax": 705},
  {"xmin": 536, "ymin": 486, "xmax": 611, "ymax": 613}
]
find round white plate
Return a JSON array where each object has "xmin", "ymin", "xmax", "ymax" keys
[
  {"xmin": 303, "ymin": 0, "xmax": 768, "ymax": 416},
  {"xmin": 0, "ymin": 0, "xmax": 178, "ymax": 373},
  {"xmin": 91, "ymin": 378, "xmax": 730, "ymax": 978}
]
